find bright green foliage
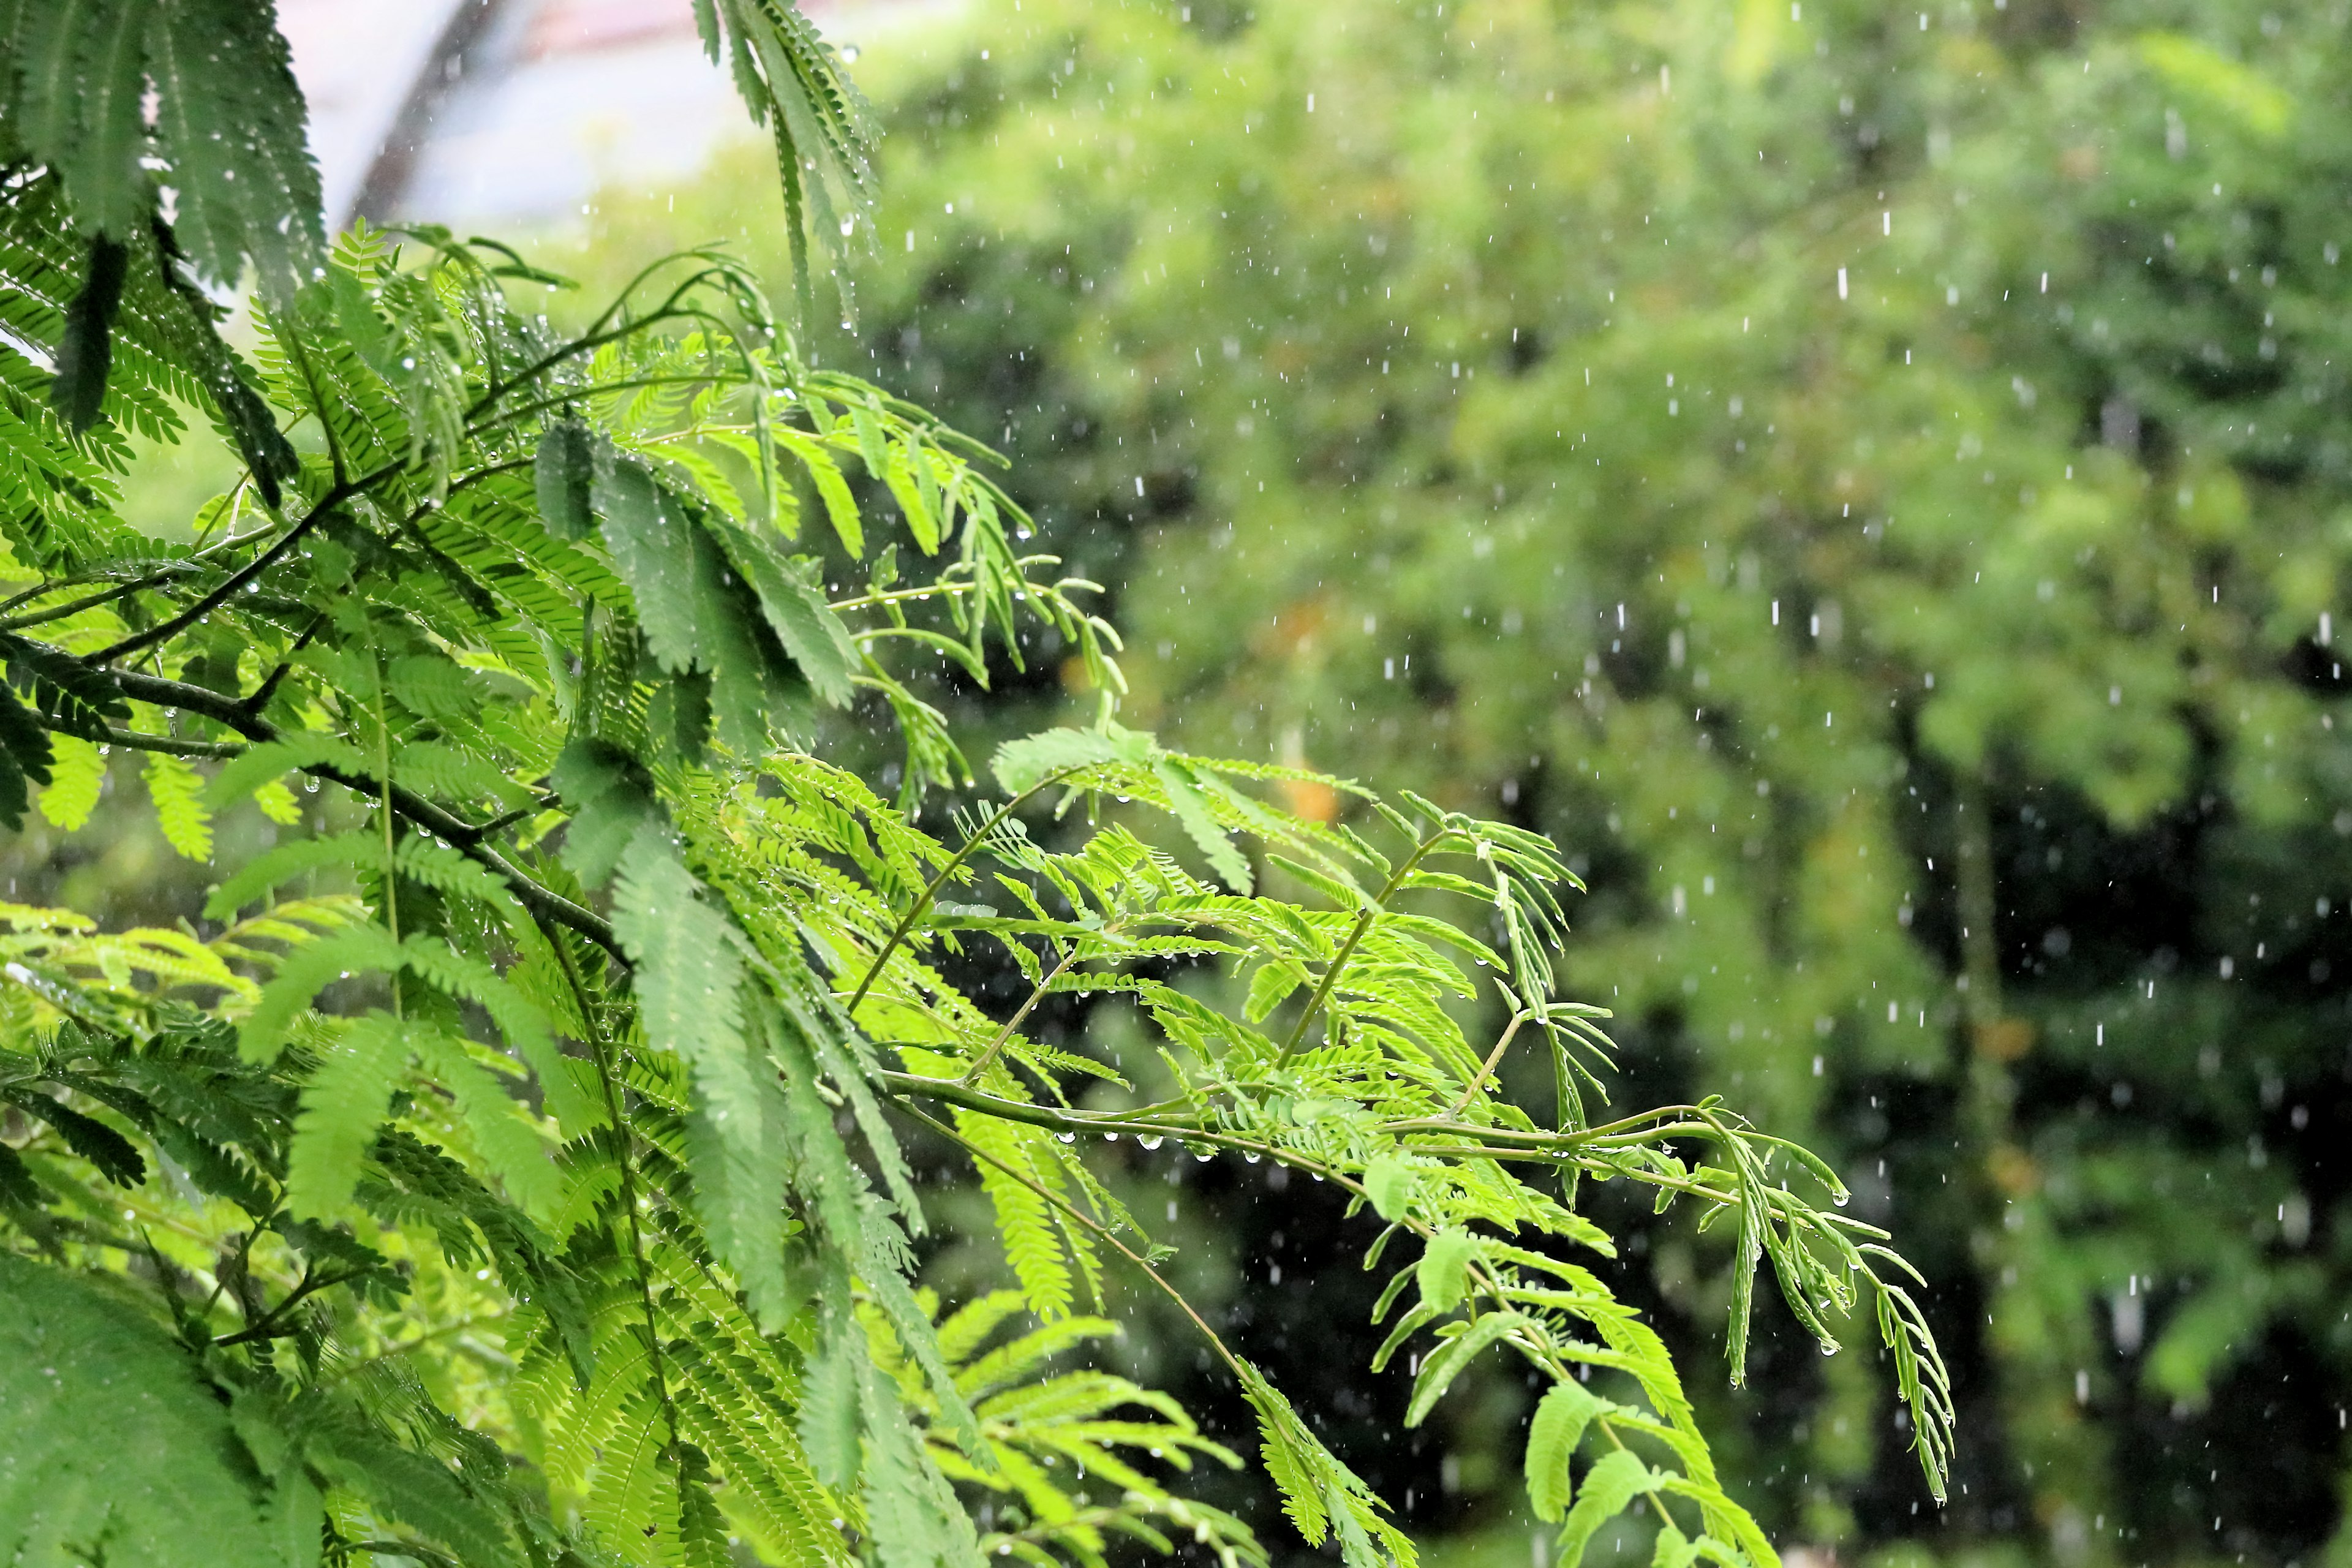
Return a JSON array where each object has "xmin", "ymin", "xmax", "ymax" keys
[
  {"xmin": 0, "ymin": 1255, "xmax": 309, "ymax": 1567},
  {"xmin": 0, "ymin": 9, "xmax": 1954, "ymax": 1568},
  {"xmin": 906, "ymin": 1291, "xmax": 1264, "ymax": 1568}
]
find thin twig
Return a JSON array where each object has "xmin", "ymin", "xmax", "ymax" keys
[
  {"xmin": 843, "ymin": 764, "xmax": 1090, "ymax": 1017},
  {"xmin": 1451, "ymin": 1009, "xmax": 1531, "ymax": 1114},
  {"xmin": 213, "ymin": 1264, "xmax": 368, "ymax": 1345},
  {"xmin": 958, "ymin": 946, "xmax": 1079, "ymax": 1085},
  {"xmin": 552, "ymin": 932, "xmax": 688, "ymax": 1474},
  {"xmin": 0, "ymin": 570, "xmax": 202, "ymax": 634},
  {"xmin": 899, "ymin": 1102, "xmax": 1253, "ymax": 1382},
  {"xmin": 89, "ymin": 489, "xmax": 356, "ymax": 663},
  {"xmin": 236, "ymin": 612, "xmax": 326, "ymax": 717},
  {"xmin": 1273, "ymin": 830, "xmax": 1449, "ymax": 1066},
  {"xmin": 90, "ymin": 725, "xmax": 243, "ymax": 760}
]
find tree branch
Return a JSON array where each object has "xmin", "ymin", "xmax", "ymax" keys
[
  {"xmin": 0, "ymin": 568, "xmax": 204, "ymax": 634},
  {"xmin": 958, "ymin": 944, "xmax": 1079, "ymax": 1085},
  {"xmin": 92, "ymin": 665, "xmax": 621, "ymax": 959},
  {"xmin": 89, "ymin": 487, "xmax": 361, "ymax": 665},
  {"xmin": 94, "ymin": 725, "xmax": 243, "ymax": 760},
  {"xmin": 236, "ymin": 612, "xmax": 326, "ymax": 717},
  {"xmin": 898, "ymin": 1101, "xmax": 1255, "ymax": 1385}
]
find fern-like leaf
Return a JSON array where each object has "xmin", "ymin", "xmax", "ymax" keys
[{"xmin": 0, "ymin": 1255, "xmax": 313, "ymax": 1566}]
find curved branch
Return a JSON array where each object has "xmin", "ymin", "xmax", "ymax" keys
[
  {"xmin": 550, "ymin": 932, "xmax": 687, "ymax": 1480},
  {"xmin": 92, "ymin": 725, "xmax": 243, "ymax": 760},
  {"xmin": 91, "ymin": 665, "xmax": 620, "ymax": 959},
  {"xmin": 0, "ymin": 568, "xmax": 205, "ymax": 634},
  {"xmin": 462, "ymin": 277, "xmax": 756, "ymax": 423},
  {"xmin": 89, "ymin": 499, "xmax": 343, "ymax": 664}
]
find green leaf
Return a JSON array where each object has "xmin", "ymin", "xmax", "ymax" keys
[
  {"xmin": 1404, "ymin": 1310, "xmax": 1524, "ymax": 1427},
  {"xmin": 285, "ymin": 1009, "xmax": 412, "ymax": 1217},
  {"xmin": 726, "ymin": 532, "xmax": 859, "ymax": 707},
  {"xmin": 0, "ymin": 1254, "xmax": 313, "ymax": 1567},
  {"xmin": 549, "ymin": 737, "xmax": 662, "ymax": 888},
  {"xmin": 1555, "ymin": 1449, "xmax": 1661, "ymax": 1568},
  {"xmin": 849, "ymin": 399, "xmax": 889, "ymax": 479},
  {"xmin": 253, "ymin": 777, "xmax": 302, "ymax": 826},
  {"xmin": 143, "ymin": 750, "xmax": 214, "ymax": 861},
  {"xmin": 991, "ymin": 724, "xmax": 1150, "ymax": 796},
  {"xmin": 1415, "ymin": 1229, "xmax": 1477, "ymax": 1315},
  {"xmin": 52, "ymin": 234, "xmax": 129, "ymax": 432},
  {"xmin": 12, "ymin": 1, "xmax": 159, "ymax": 239},
  {"xmin": 611, "ymin": 825, "xmax": 793, "ymax": 1317},
  {"xmin": 2, "ymin": 1085, "xmax": 145, "ymax": 1186},
  {"xmin": 0, "ymin": 682, "xmax": 52, "ymax": 831},
  {"xmin": 596, "ymin": 462, "xmax": 799, "ymax": 755},
  {"xmin": 0, "ymin": 631, "xmax": 129, "ymax": 737},
  {"xmin": 145, "ymin": 0, "xmax": 326, "ymax": 304},
  {"xmin": 0, "ymin": 1143, "xmax": 43, "ymax": 1208},
  {"xmin": 610, "ymin": 835, "xmax": 746, "ymax": 1088},
  {"xmin": 203, "ymin": 733, "xmax": 372, "ymax": 810},
  {"xmin": 36, "ymin": 734, "xmax": 105, "ymax": 831},
  {"xmin": 238, "ymin": 923, "xmax": 406, "ymax": 1061},
  {"xmin": 1365, "ymin": 1156, "xmax": 1415, "ymax": 1223},
  {"xmin": 1154, "ymin": 757, "xmax": 1252, "ymax": 892},
  {"xmin": 962, "ymin": 1111, "xmax": 1077, "ymax": 1322},
  {"xmin": 386, "ymin": 653, "xmax": 480, "ymax": 723},
  {"xmin": 1370, "ymin": 1300, "xmax": 1437, "ymax": 1376},
  {"xmin": 857, "ymin": 1356, "xmax": 979, "ymax": 1568},
  {"xmin": 775, "ymin": 427, "xmax": 865, "ymax": 556},
  {"xmin": 294, "ymin": 1392, "xmax": 522, "ymax": 1568},
  {"xmin": 693, "ymin": 0, "xmax": 875, "ymax": 318},
  {"xmin": 203, "ymin": 831, "xmax": 375, "ymax": 919},
  {"xmin": 1526, "ymin": 1379, "xmax": 1605, "ymax": 1522},
  {"xmin": 799, "ymin": 1304, "xmax": 866, "ymax": 1490},
  {"xmin": 393, "ymin": 937, "xmax": 586, "ymax": 1133},
  {"xmin": 409, "ymin": 1025, "xmax": 562, "ymax": 1221},
  {"xmin": 597, "ymin": 459, "xmax": 704, "ymax": 670},
  {"xmin": 534, "ymin": 417, "xmax": 601, "ymax": 540}
]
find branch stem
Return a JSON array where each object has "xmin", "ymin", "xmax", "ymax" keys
[
  {"xmin": 899, "ymin": 1102, "xmax": 1252, "ymax": 1384},
  {"xmin": 90, "ymin": 470, "xmax": 384, "ymax": 663},
  {"xmin": 958, "ymin": 945, "xmax": 1079, "ymax": 1085},
  {"xmin": 70, "ymin": 663, "xmax": 620, "ymax": 958},
  {"xmin": 1273, "ymin": 830, "xmax": 1449, "ymax": 1066},
  {"xmin": 1450, "ymin": 1009, "xmax": 1530, "ymax": 1114},
  {"xmin": 554, "ymin": 932, "xmax": 686, "ymax": 1469},
  {"xmin": 842, "ymin": 765, "xmax": 1088, "ymax": 1018}
]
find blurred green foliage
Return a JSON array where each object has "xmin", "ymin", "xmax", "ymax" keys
[{"xmin": 557, "ymin": 0, "xmax": 2352, "ymax": 1564}]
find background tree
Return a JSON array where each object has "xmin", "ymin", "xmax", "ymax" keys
[{"xmin": 587, "ymin": 1, "xmax": 2352, "ymax": 1563}]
